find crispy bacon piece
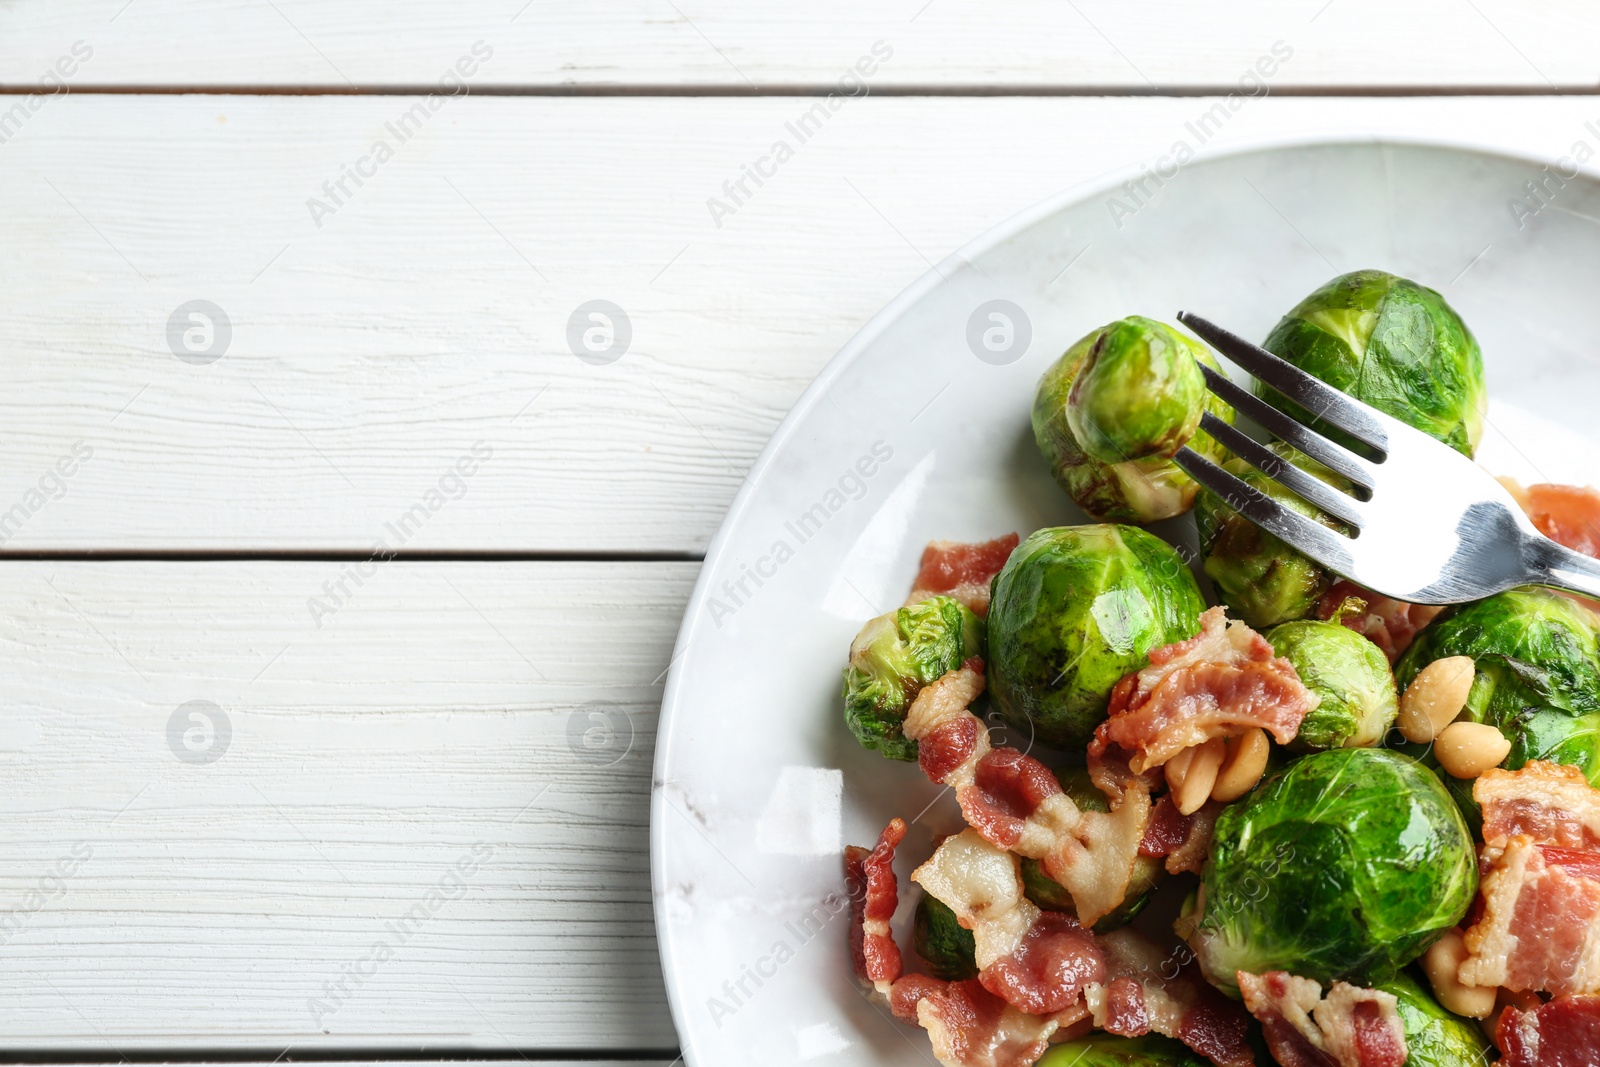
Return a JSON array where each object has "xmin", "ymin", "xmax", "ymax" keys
[
  {"xmin": 1084, "ymin": 929, "xmax": 1255, "ymax": 1067},
  {"xmin": 1479, "ymin": 761, "xmax": 1600, "ymax": 851},
  {"xmin": 1238, "ymin": 970, "xmax": 1406, "ymax": 1067},
  {"xmin": 888, "ymin": 976, "xmax": 1061, "ymax": 1067},
  {"xmin": 978, "ymin": 910, "xmax": 1103, "ymax": 1015},
  {"xmin": 908, "ymin": 533, "xmax": 1020, "ymax": 617},
  {"xmin": 1139, "ymin": 796, "xmax": 1220, "ymax": 875},
  {"xmin": 903, "ymin": 669, "xmax": 1151, "ymax": 927},
  {"xmin": 1317, "ymin": 579, "xmax": 1444, "ymax": 664},
  {"xmin": 1093, "ymin": 606, "xmax": 1318, "ymax": 774},
  {"xmin": 1461, "ymin": 835, "xmax": 1600, "ymax": 995},
  {"xmin": 1497, "ymin": 994, "xmax": 1600, "ymax": 1067},
  {"xmin": 1517, "ymin": 482, "xmax": 1600, "ymax": 557},
  {"xmin": 845, "ymin": 818, "xmax": 907, "ymax": 994}
]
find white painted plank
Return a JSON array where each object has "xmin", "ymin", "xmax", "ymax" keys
[
  {"xmin": 0, "ymin": 0, "xmax": 1592, "ymax": 90},
  {"xmin": 0, "ymin": 95, "xmax": 1598, "ymax": 552},
  {"xmin": 0, "ymin": 560, "xmax": 691, "ymax": 1049}
]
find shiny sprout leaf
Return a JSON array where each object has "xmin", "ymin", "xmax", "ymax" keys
[
  {"xmin": 1266, "ymin": 619, "xmax": 1398, "ymax": 750},
  {"xmin": 1039, "ymin": 1033, "xmax": 1209, "ymax": 1066},
  {"xmin": 1033, "ymin": 316, "xmax": 1234, "ymax": 523},
  {"xmin": 842, "ymin": 595, "xmax": 983, "ymax": 761},
  {"xmin": 1377, "ymin": 971, "xmax": 1495, "ymax": 1067},
  {"xmin": 1194, "ymin": 748, "xmax": 1477, "ymax": 994},
  {"xmin": 912, "ymin": 893, "xmax": 977, "ymax": 981},
  {"xmin": 988, "ymin": 525, "xmax": 1205, "ymax": 750}
]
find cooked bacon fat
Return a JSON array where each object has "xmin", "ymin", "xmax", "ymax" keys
[
  {"xmin": 1317, "ymin": 579, "xmax": 1444, "ymax": 663},
  {"xmin": 978, "ymin": 910, "xmax": 1103, "ymax": 1015},
  {"xmin": 1497, "ymin": 994, "xmax": 1600, "ymax": 1067},
  {"xmin": 1461, "ymin": 835, "xmax": 1600, "ymax": 996},
  {"xmin": 1238, "ymin": 970, "xmax": 1406, "ymax": 1067},
  {"xmin": 889, "ymin": 976, "xmax": 1060, "ymax": 1067},
  {"xmin": 903, "ymin": 668, "xmax": 1150, "ymax": 927},
  {"xmin": 1479, "ymin": 761, "xmax": 1600, "ymax": 851},
  {"xmin": 1085, "ymin": 929, "xmax": 1255, "ymax": 1067},
  {"xmin": 1093, "ymin": 606, "xmax": 1318, "ymax": 774},
  {"xmin": 845, "ymin": 817, "xmax": 907, "ymax": 993},
  {"xmin": 908, "ymin": 533, "xmax": 1020, "ymax": 617}
]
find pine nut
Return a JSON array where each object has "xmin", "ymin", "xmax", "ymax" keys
[
  {"xmin": 1211, "ymin": 728, "xmax": 1270, "ymax": 803},
  {"xmin": 1435, "ymin": 721, "xmax": 1512, "ymax": 780},
  {"xmin": 1169, "ymin": 737, "xmax": 1226, "ymax": 816},
  {"xmin": 1397, "ymin": 656, "xmax": 1475, "ymax": 743},
  {"xmin": 1422, "ymin": 929, "xmax": 1496, "ymax": 1019}
]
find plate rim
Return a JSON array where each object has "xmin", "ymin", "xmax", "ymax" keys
[{"xmin": 648, "ymin": 129, "xmax": 1576, "ymax": 1065}]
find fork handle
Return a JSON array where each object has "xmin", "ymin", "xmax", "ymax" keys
[{"xmin": 1526, "ymin": 536, "xmax": 1600, "ymax": 603}]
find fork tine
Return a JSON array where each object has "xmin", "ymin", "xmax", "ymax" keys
[
  {"xmin": 1178, "ymin": 312, "xmax": 1390, "ymax": 453},
  {"xmin": 1196, "ymin": 363, "xmax": 1375, "ymax": 489},
  {"xmin": 1196, "ymin": 412, "xmax": 1365, "ymax": 529},
  {"xmin": 1175, "ymin": 446, "xmax": 1356, "ymax": 575}
]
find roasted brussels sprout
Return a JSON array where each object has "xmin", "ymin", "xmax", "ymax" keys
[
  {"xmin": 1193, "ymin": 748, "xmax": 1477, "ymax": 994},
  {"xmin": 1193, "ymin": 444, "xmax": 1348, "ymax": 629},
  {"xmin": 912, "ymin": 893, "xmax": 977, "ymax": 981},
  {"xmin": 1262, "ymin": 269, "xmax": 1487, "ymax": 457},
  {"xmin": 1266, "ymin": 619, "xmax": 1398, "ymax": 750},
  {"xmin": 1038, "ymin": 1034, "xmax": 1207, "ymax": 1067},
  {"xmin": 1033, "ymin": 316, "xmax": 1234, "ymax": 523},
  {"xmin": 988, "ymin": 525, "xmax": 1205, "ymax": 749},
  {"xmin": 1020, "ymin": 768, "xmax": 1165, "ymax": 931},
  {"xmin": 843, "ymin": 595, "xmax": 984, "ymax": 761},
  {"xmin": 1377, "ymin": 971, "xmax": 1495, "ymax": 1067},
  {"xmin": 1394, "ymin": 588, "xmax": 1600, "ymax": 817}
]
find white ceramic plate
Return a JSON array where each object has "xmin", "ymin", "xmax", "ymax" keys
[{"xmin": 651, "ymin": 138, "xmax": 1600, "ymax": 1067}]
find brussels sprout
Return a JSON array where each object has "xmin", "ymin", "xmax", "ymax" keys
[
  {"xmin": 1376, "ymin": 971, "xmax": 1495, "ymax": 1067},
  {"xmin": 1394, "ymin": 588, "xmax": 1600, "ymax": 817},
  {"xmin": 1194, "ymin": 748, "xmax": 1477, "ymax": 994},
  {"xmin": 988, "ymin": 525, "xmax": 1206, "ymax": 749},
  {"xmin": 1193, "ymin": 443, "xmax": 1349, "ymax": 629},
  {"xmin": 1266, "ymin": 619, "xmax": 1398, "ymax": 750},
  {"xmin": 1261, "ymin": 269, "xmax": 1487, "ymax": 457},
  {"xmin": 1038, "ymin": 1034, "xmax": 1208, "ymax": 1067},
  {"xmin": 843, "ymin": 595, "xmax": 984, "ymax": 761},
  {"xmin": 1019, "ymin": 767, "xmax": 1165, "ymax": 930},
  {"xmin": 913, "ymin": 893, "xmax": 977, "ymax": 980},
  {"xmin": 1033, "ymin": 316, "xmax": 1235, "ymax": 523}
]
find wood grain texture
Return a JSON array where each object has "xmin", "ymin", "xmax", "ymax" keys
[
  {"xmin": 0, "ymin": 95, "xmax": 1597, "ymax": 553},
  {"xmin": 0, "ymin": 0, "xmax": 1592, "ymax": 90},
  {"xmin": 0, "ymin": 560, "xmax": 692, "ymax": 1049}
]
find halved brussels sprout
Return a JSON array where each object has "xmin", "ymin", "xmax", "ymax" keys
[
  {"xmin": 1262, "ymin": 269, "xmax": 1487, "ymax": 457},
  {"xmin": 1038, "ymin": 1034, "xmax": 1208, "ymax": 1067},
  {"xmin": 843, "ymin": 595, "xmax": 984, "ymax": 761},
  {"xmin": 988, "ymin": 525, "xmax": 1205, "ymax": 750},
  {"xmin": 1377, "ymin": 971, "xmax": 1494, "ymax": 1067},
  {"xmin": 913, "ymin": 893, "xmax": 977, "ymax": 981},
  {"xmin": 1266, "ymin": 619, "xmax": 1397, "ymax": 750},
  {"xmin": 1019, "ymin": 767, "xmax": 1165, "ymax": 931},
  {"xmin": 1033, "ymin": 316, "xmax": 1235, "ymax": 523},
  {"xmin": 1194, "ymin": 748, "xmax": 1477, "ymax": 994},
  {"xmin": 1193, "ymin": 443, "xmax": 1347, "ymax": 629}
]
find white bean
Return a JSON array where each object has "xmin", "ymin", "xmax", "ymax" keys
[
  {"xmin": 1422, "ymin": 930, "xmax": 1496, "ymax": 1019},
  {"xmin": 1397, "ymin": 656, "xmax": 1475, "ymax": 743},
  {"xmin": 1211, "ymin": 729, "xmax": 1270, "ymax": 803},
  {"xmin": 1435, "ymin": 721, "xmax": 1512, "ymax": 780}
]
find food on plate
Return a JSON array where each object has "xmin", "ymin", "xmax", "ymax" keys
[
  {"xmin": 833, "ymin": 274, "xmax": 1600, "ymax": 1067},
  {"xmin": 1260, "ymin": 268, "xmax": 1487, "ymax": 458},
  {"xmin": 1393, "ymin": 588, "xmax": 1600, "ymax": 807},
  {"xmin": 1032, "ymin": 317, "xmax": 1235, "ymax": 524},
  {"xmin": 1264, "ymin": 620, "xmax": 1397, "ymax": 751},
  {"xmin": 987, "ymin": 525, "xmax": 1206, "ymax": 750},
  {"xmin": 843, "ymin": 594, "xmax": 986, "ymax": 761},
  {"xmin": 1190, "ymin": 748, "xmax": 1477, "ymax": 993},
  {"xmin": 1193, "ymin": 444, "xmax": 1348, "ymax": 629}
]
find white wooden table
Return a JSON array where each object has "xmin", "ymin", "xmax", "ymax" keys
[{"xmin": 0, "ymin": 3, "xmax": 1592, "ymax": 1062}]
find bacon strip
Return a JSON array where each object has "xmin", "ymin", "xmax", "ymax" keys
[
  {"xmin": 1238, "ymin": 970, "xmax": 1406, "ymax": 1067},
  {"xmin": 1317, "ymin": 579, "xmax": 1443, "ymax": 664},
  {"xmin": 903, "ymin": 668, "xmax": 1151, "ymax": 926},
  {"xmin": 1084, "ymin": 929, "xmax": 1255, "ymax": 1067},
  {"xmin": 907, "ymin": 534, "xmax": 1020, "ymax": 617},
  {"xmin": 1461, "ymin": 834, "xmax": 1600, "ymax": 995},
  {"xmin": 845, "ymin": 818, "xmax": 908, "ymax": 994},
  {"xmin": 1479, "ymin": 761, "xmax": 1600, "ymax": 851},
  {"xmin": 1092, "ymin": 606, "xmax": 1318, "ymax": 774},
  {"xmin": 888, "ymin": 976, "xmax": 1064, "ymax": 1067},
  {"xmin": 1497, "ymin": 993, "xmax": 1600, "ymax": 1067}
]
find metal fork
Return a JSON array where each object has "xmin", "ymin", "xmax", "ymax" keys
[{"xmin": 1172, "ymin": 312, "xmax": 1600, "ymax": 606}]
